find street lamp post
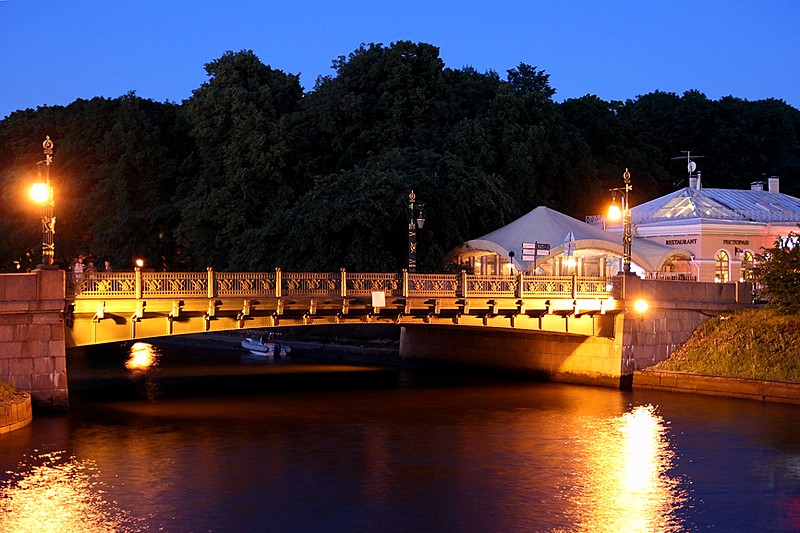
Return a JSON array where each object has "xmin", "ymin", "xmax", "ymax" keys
[
  {"xmin": 608, "ymin": 168, "xmax": 633, "ymax": 275},
  {"xmin": 30, "ymin": 136, "xmax": 56, "ymax": 269},
  {"xmin": 407, "ymin": 190, "xmax": 425, "ymax": 273}
]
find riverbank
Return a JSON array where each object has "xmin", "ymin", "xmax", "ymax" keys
[{"xmin": 635, "ymin": 308, "xmax": 800, "ymax": 403}]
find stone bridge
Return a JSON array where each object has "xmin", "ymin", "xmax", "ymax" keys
[{"xmin": 0, "ymin": 269, "xmax": 751, "ymax": 409}]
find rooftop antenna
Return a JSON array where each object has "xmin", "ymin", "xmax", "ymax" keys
[{"xmin": 672, "ymin": 150, "xmax": 704, "ymax": 188}]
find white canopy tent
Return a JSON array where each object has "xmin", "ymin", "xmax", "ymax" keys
[{"xmin": 449, "ymin": 206, "xmax": 691, "ymax": 275}]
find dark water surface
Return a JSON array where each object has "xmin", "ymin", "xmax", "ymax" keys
[{"xmin": 2, "ymin": 341, "xmax": 800, "ymax": 532}]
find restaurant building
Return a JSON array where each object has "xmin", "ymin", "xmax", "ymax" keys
[{"xmin": 613, "ymin": 175, "xmax": 800, "ymax": 282}]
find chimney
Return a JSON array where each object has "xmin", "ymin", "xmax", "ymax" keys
[
  {"xmin": 688, "ymin": 171, "xmax": 702, "ymax": 189},
  {"xmin": 750, "ymin": 181, "xmax": 764, "ymax": 191},
  {"xmin": 768, "ymin": 176, "xmax": 780, "ymax": 194}
]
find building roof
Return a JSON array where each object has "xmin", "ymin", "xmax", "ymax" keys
[
  {"xmin": 455, "ymin": 206, "xmax": 689, "ymax": 272},
  {"xmin": 633, "ymin": 186, "xmax": 800, "ymax": 225}
]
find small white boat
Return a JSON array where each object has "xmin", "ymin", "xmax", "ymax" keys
[{"xmin": 241, "ymin": 336, "xmax": 291, "ymax": 358}]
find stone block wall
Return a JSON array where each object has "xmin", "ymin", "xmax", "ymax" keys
[
  {"xmin": 0, "ymin": 269, "xmax": 68, "ymax": 409},
  {"xmin": 618, "ymin": 276, "xmax": 751, "ymax": 373}
]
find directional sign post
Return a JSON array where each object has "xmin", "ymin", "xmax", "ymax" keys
[{"xmin": 522, "ymin": 242, "xmax": 550, "ymax": 271}]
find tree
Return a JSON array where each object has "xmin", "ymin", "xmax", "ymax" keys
[
  {"xmin": 753, "ymin": 228, "xmax": 800, "ymax": 314},
  {"xmin": 177, "ymin": 50, "xmax": 302, "ymax": 270},
  {"xmin": 267, "ymin": 148, "xmax": 512, "ymax": 272}
]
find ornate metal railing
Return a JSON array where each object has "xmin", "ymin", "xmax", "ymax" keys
[
  {"xmin": 644, "ymin": 272, "xmax": 697, "ymax": 281},
  {"xmin": 69, "ymin": 269, "xmax": 613, "ymax": 301}
]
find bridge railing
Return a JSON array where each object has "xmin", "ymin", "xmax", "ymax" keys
[{"xmin": 69, "ymin": 269, "xmax": 612, "ymax": 301}]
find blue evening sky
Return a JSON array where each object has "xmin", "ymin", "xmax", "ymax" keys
[{"xmin": 1, "ymin": 1, "xmax": 798, "ymax": 120}]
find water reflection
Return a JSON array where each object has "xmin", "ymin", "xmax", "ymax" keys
[
  {"xmin": 0, "ymin": 451, "xmax": 143, "ymax": 533},
  {"xmin": 125, "ymin": 342, "xmax": 160, "ymax": 372},
  {"xmin": 565, "ymin": 404, "xmax": 687, "ymax": 532}
]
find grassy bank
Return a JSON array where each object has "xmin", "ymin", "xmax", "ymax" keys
[
  {"xmin": 651, "ymin": 308, "xmax": 800, "ymax": 381},
  {"xmin": 0, "ymin": 380, "xmax": 26, "ymax": 403}
]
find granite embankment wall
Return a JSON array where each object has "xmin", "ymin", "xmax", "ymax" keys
[
  {"xmin": 634, "ymin": 370, "xmax": 800, "ymax": 404},
  {"xmin": 0, "ymin": 270, "xmax": 68, "ymax": 409}
]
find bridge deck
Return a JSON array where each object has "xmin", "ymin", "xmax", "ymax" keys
[{"xmin": 65, "ymin": 270, "xmax": 618, "ymax": 346}]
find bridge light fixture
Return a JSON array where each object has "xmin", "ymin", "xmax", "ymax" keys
[
  {"xmin": 135, "ymin": 258, "xmax": 145, "ymax": 269},
  {"xmin": 607, "ymin": 198, "xmax": 622, "ymax": 221},
  {"xmin": 30, "ymin": 136, "xmax": 56, "ymax": 269},
  {"xmin": 633, "ymin": 299, "xmax": 649, "ymax": 313},
  {"xmin": 609, "ymin": 169, "xmax": 633, "ymax": 274},
  {"xmin": 408, "ymin": 190, "xmax": 426, "ymax": 273},
  {"xmin": 30, "ymin": 182, "xmax": 50, "ymax": 204}
]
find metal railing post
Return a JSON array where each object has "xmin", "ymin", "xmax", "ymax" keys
[
  {"xmin": 207, "ymin": 267, "xmax": 215, "ymax": 298},
  {"xmin": 402, "ymin": 269, "xmax": 409, "ymax": 297},
  {"xmin": 460, "ymin": 270, "xmax": 468, "ymax": 298},
  {"xmin": 571, "ymin": 272, "xmax": 577, "ymax": 299},
  {"xmin": 340, "ymin": 268, "xmax": 347, "ymax": 297},
  {"xmin": 134, "ymin": 266, "xmax": 142, "ymax": 299},
  {"xmin": 517, "ymin": 272, "xmax": 524, "ymax": 298},
  {"xmin": 275, "ymin": 267, "xmax": 282, "ymax": 298}
]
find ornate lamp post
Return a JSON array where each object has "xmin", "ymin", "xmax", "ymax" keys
[
  {"xmin": 30, "ymin": 136, "xmax": 56, "ymax": 268},
  {"xmin": 407, "ymin": 190, "xmax": 425, "ymax": 273},
  {"xmin": 607, "ymin": 168, "xmax": 633, "ymax": 275}
]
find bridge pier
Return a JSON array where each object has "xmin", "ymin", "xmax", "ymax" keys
[
  {"xmin": 399, "ymin": 322, "xmax": 629, "ymax": 388},
  {"xmin": 0, "ymin": 269, "xmax": 68, "ymax": 409},
  {"xmin": 400, "ymin": 277, "xmax": 751, "ymax": 387}
]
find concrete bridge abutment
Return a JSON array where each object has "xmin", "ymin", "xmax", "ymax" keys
[
  {"xmin": 400, "ymin": 277, "xmax": 751, "ymax": 387},
  {"xmin": 0, "ymin": 269, "xmax": 68, "ymax": 409}
]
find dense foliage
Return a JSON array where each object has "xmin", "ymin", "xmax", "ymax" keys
[
  {"xmin": 752, "ymin": 229, "xmax": 800, "ymax": 314},
  {"xmin": 1, "ymin": 42, "xmax": 799, "ymax": 272}
]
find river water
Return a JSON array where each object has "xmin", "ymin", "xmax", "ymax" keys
[{"xmin": 1, "ymin": 340, "xmax": 800, "ymax": 532}]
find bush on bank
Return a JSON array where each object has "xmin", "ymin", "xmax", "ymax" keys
[
  {"xmin": 0, "ymin": 380, "xmax": 25, "ymax": 403},
  {"xmin": 652, "ymin": 308, "xmax": 800, "ymax": 382}
]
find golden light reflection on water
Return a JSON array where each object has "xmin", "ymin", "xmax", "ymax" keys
[
  {"xmin": 562, "ymin": 404, "xmax": 688, "ymax": 533},
  {"xmin": 0, "ymin": 451, "xmax": 142, "ymax": 533},
  {"xmin": 125, "ymin": 342, "xmax": 161, "ymax": 372}
]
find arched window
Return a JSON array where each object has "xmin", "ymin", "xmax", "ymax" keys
[
  {"xmin": 715, "ymin": 250, "xmax": 730, "ymax": 282},
  {"xmin": 741, "ymin": 250, "xmax": 754, "ymax": 282}
]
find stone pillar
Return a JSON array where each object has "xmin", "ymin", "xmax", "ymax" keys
[{"xmin": 0, "ymin": 269, "xmax": 68, "ymax": 410}]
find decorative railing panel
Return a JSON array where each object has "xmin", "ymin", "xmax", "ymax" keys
[
  {"xmin": 282, "ymin": 272, "xmax": 341, "ymax": 296},
  {"xmin": 142, "ymin": 272, "xmax": 208, "ymax": 297},
  {"xmin": 574, "ymin": 277, "xmax": 613, "ymax": 297},
  {"xmin": 523, "ymin": 276, "xmax": 573, "ymax": 297},
  {"xmin": 408, "ymin": 274, "xmax": 460, "ymax": 297},
  {"xmin": 346, "ymin": 273, "xmax": 402, "ymax": 296},
  {"xmin": 70, "ymin": 273, "xmax": 136, "ymax": 298},
  {"xmin": 216, "ymin": 272, "xmax": 276, "ymax": 296},
  {"xmin": 465, "ymin": 275, "xmax": 518, "ymax": 297}
]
